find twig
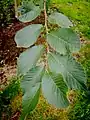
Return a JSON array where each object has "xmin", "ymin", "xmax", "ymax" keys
[
  {"xmin": 44, "ymin": 0, "xmax": 48, "ymax": 34},
  {"xmin": 43, "ymin": 0, "xmax": 49, "ymax": 69},
  {"xmin": 14, "ymin": 0, "xmax": 18, "ymax": 18}
]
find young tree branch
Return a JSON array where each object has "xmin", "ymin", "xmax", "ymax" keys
[
  {"xmin": 14, "ymin": 0, "xmax": 18, "ymax": 18},
  {"xmin": 44, "ymin": 0, "xmax": 48, "ymax": 34}
]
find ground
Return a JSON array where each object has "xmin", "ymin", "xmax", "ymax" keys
[{"xmin": 0, "ymin": 0, "xmax": 90, "ymax": 120}]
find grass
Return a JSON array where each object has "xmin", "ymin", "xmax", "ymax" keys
[
  {"xmin": 51, "ymin": 0, "xmax": 90, "ymax": 39},
  {"xmin": 10, "ymin": 92, "xmax": 68, "ymax": 120},
  {"xmin": 27, "ymin": 95, "xmax": 68, "ymax": 120}
]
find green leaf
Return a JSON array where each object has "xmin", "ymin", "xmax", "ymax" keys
[
  {"xmin": 33, "ymin": 0, "xmax": 44, "ymax": 9},
  {"xmin": 15, "ymin": 24, "xmax": 43, "ymax": 48},
  {"xmin": 19, "ymin": 1, "xmax": 35, "ymax": 15},
  {"xmin": 17, "ymin": 45, "xmax": 45, "ymax": 75},
  {"xmin": 48, "ymin": 12, "xmax": 73, "ymax": 28},
  {"xmin": 48, "ymin": 52, "xmax": 87, "ymax": 90},
  {"xmin": 46, "ymin": 0, "xmax": 51, "ymax": 11},
  {"xmin": 20, "ymin": 65, "xmax": 44, "ymax": 120},
  {"xmin": 42, "ymin": 72, "xmax": 69, "ymax": 108},
  {"xmin": 18, "ymin": 5, "xmax": 41, "ymax": 23},
  {"xmin": 47, "ymin": 28, "xmax": 80, "ymax": 54}
]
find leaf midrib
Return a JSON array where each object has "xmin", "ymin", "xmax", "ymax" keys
[
  {"xmin": 49, "ymin": 53, "xmax": 84, "ymax": 85},
  {"xmin": 48, "ymin": 32, "xmax": 73, "ymax": 46},
  {"xmin": 48, "ymin": 73, "xmax": 66, "ymax": 98}
]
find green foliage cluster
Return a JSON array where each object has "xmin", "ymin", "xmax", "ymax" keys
[
  {"xmin": 68, "ymin": 91, "xmax": 90, "ymax": 120},
  {"xmin": 0, "ymin": 77, "xmax": 21, "ymax": 119},
  {"xmin": 14, "ymin": 0, "xmax": 87, "ymax": 119},
  {"xmin": 0, "ymin": 0, "xmax": 14, "ymax": 27},
  {"xmin": 49, "ymin": 1, "xmax": 90, "ymax": 119}
]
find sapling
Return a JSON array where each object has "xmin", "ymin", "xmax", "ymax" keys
[{"xmin": 14, "ymin": 0, "xmax": 87, "ymax": 119}]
